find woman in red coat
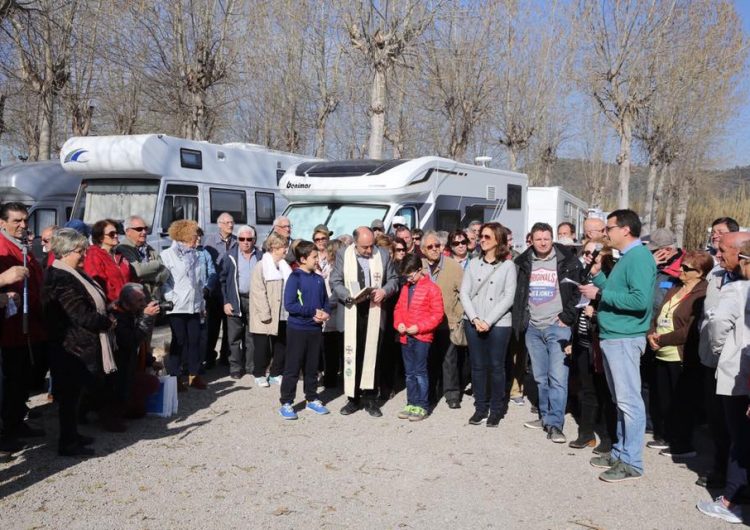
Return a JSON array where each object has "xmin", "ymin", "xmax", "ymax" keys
[
  {"xmin": 393, "ymin": 253, "xmax": 444, "ymax": 421},
  {"xmin": 83, "ymin": 219, "xmax": 131, "ymax": 303}
]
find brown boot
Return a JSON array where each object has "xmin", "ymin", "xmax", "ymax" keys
[{"xmin": 189, "ymin": 375, "xmax": 207, "ymax": 390}]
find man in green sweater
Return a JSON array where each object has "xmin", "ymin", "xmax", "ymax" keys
[{"xmin": 579, "ymin": 209, "xmax": 656, "ymax": 483}]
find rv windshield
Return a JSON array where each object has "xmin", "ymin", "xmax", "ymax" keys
[
  {"xmin": 285, "ymin": 203, "xmax": 389, "ymax": 239},
  {"xmin": 73, "ymin": 179, "xmax": 160, "ymax": 227}
]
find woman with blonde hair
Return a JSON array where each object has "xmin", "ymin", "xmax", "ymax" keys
[
  {"xmin": 161, "ymin": 220, "xmax": 207, "ymax": 390},
  {"xmin": 251, "ymin": 232, "xmax": 292, "ymax": 387}
]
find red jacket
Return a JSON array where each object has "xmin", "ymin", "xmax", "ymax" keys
[
  {"xmin": 83, "ymin": 244, "xmax": 132, "ymax": 303},
  {"xmin": 0, "ymin": 234, "xmax": 46, "ymax": 347},
  {"xmin": 393, "ymin": 275, "xmax": 444, "ymax": 344}
]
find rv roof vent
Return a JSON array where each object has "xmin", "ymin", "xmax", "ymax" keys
[
  {"xmin": 486, "ymin": 185, "xmax": 497, "ymax": 201},
  {"xmin": 217, "ymin": 151, "xmax": 226, "ymax": 161}
]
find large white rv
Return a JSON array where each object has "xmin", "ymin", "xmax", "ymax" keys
[
  {"xmin": 61, "ymin": 134, "xmax": 314, "ymax": 250},
  {"xmin": 279, "ymin": 157, "xmax": 528, "ymax": 247},
  {"xmin": 527, "ymin": 186, "xmax": 588, "ymax": 241},
  {"xmin": 0, "ymin": 160, "xmax": 82, "ymax": 235}
]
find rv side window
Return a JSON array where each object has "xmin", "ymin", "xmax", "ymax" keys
[
  {"xmin": 210, "ymin": 188, "xmax": 247, "ymax": 223},
  {"xmin": 180, "ymin": 148, "xmax": 202, "ymax": 170},
  {"xmin": 162, "ymin": 184, "xmax": 199, "ymax": 229},
  {"xmin": 255, "ymin": 192, "xmax": 275, "ymax": 225},
  {"xmin": 436, "ymin": 210, "xmax": 460, "ymax": 231},
  {"xmin": 507, "ymin": 184, "xmax": 522, "ymax": 210}
]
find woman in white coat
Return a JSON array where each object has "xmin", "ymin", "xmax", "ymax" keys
[{"xmin": 161, "ymin": 220, "xmax": 207, "ymax": 391}]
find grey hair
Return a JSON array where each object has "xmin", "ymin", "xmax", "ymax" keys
[
  {"xmin": 263, "ymin": 231, "xmax": 287, "ymax": 251},
  {"xmin": 51, "ymin": 228, "xmax": 89, "ymax": 259},
  {"xmin": 273, "ymin": 215, "xmax": 289, "ymax": 228},
  {"xmin": 217, "ymin": 212, "xmax": 234, "ymax": 223},
  {"xmin": 123, "ymin": 215, "xmax": 147, "ymax": 230},
  {"xmin": 119, "ymin": 282, "xmax": 146, "ymax": 305},
  {"xmin": 337, "ymin": 234, "xmax": 353, "ymax": 246},
  {"xmin": 468, "ymin": 220, "xmax": 482, "ymax": 228},
  {"xmin": 421, "ymin": 230, "xmax": 440, "ymax": 248},
  {"xmin": 236, "ymin": 225, "xmax": 256, "ymax": 237}
]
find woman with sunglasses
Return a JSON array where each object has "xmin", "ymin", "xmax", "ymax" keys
[
  {"xmin": 459, "ymin": 222, "xmax": 517, "ymax": 427},
  {"xmin": 448, "ymin": 230, "xmax": 470, "ymax": 270},
  {"xmin": 84, "ymin": 219, "xmax": 132, "ymax": 303},
  {"xmin": 646, "ymin": 250, "xmax": 713, "ymax": 458}
]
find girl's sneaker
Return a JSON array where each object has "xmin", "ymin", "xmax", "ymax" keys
[
  {"xmin": 278, "ymin": 403, "xmax": 298, "ymax": 420},
  {"xmin": 397, "ymin": 405, "xmax": 415, "ymax": 419},
  {"xmin": 409, "ymin": 407, "xmax": 428, "ymax": 422},
  {"xmin": 255, "ymin": 377, "xmax": 270, "ymax": 388}
]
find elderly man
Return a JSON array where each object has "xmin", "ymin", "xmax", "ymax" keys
[
  {"xmin": 203, "ymin": 213, "xmax": 237, "ymax": 368},
  {"xmin": 370, "ymin": 219, "xmax": 385, "ymax": 238},
  {"xmin": 0, "ymin": 203, "xmax": 47, "ymax": 442},
  {"xmin": 514, "ymin": 222, "xmax": 582, "ymax": 443},
  {"xmin": 116, "ymin": 215, "xmax": 169, "ymax": 299},
  {"xmin": 696, "ymin": 233, "xmax": 750, "ymax": 523},
  {"xmin": 421, "ymin": 231, "xmax": 464, "ymax": 408},
  {"xmin": 695, "ymin": 230, "xmax": 750, "ymax": 490},
  {"xmin": 580, "ymin": 209, "xmax": 656, "ymax": 483},
  {"xmin": 39, "ymin": 224, "xmax": 58, "ymax": 269},
  {"xmin": 557, "ymin": 222, "xmax": 576, "ymax": 243},
  {"xmin": 583, "ymin": 217, "xmax": 607, "ymax": 243},
  {"xmin": 330, "ymin": 227, "xmax": 399, "ymax": 417},
  {"xmin": 221, "ymin": 225, "xmax": 262, "ymax": 379}
]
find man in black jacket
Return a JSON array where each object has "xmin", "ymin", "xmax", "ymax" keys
[{"xmin": 512, "ymin": 222, "xmax": 582, "ymax": 444}]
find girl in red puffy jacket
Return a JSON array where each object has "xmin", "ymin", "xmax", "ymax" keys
[{"xmin": 393, "ymin": 254, "xmax": 444, "ymax": 421}]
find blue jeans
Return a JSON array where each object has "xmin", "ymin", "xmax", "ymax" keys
[
  {"xmin": 525, "ymin": 323, "xmax": 571, "ymax": 429},
  {"xmin": 601, "ymin": 337, "xmax": 647, "ymax": 473},
  {"xmin": 466, "ymin": 325, "xmax": 512, "ymax": 415},
  {"xmin": 402, "ymin": 337, "xmax": 430, "ymax": 409}
]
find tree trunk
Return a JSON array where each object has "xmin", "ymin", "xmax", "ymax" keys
[
  {"xmin": 0, "ymin": 94, "xmax": 6, "ymax": 140},
  {"xmin": 641, "ymin": 161, "xmax": 659, "ymax": 236},
  {"xmin": 653, "ymin": 164, "xmax": 667, "ymax": 228},
  {"xmin": 616, "ymin": 116, "xmax": 632, "ymax": 209},
  {"xmin": 368, "ymin": 68, "xmax": 386, "ymax": 159},
  {"xmin": 508, "ymin": 147, "xmax": 517, "ymax": 171},
  {"xmin": 663, "ymin": 165, "xmax": 674, "ymax": 230},
  {"xmin": 37, "ymin": 91, "xmax": 53, "ymax": 160},
  {"xmin": 673, "ymin": 173, "xmax": 691, "ymax": 248}
]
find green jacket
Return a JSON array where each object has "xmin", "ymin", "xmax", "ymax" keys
[{"xmin": 592, "ymin": 242, "xmax": 656, "ymax": 339}]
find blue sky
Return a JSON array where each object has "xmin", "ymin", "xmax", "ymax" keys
[{"xmin": 727, "ymin": 0, "xmax": 750, "ymax": 168}]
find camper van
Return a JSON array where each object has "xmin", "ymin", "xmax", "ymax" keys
[
  {"xmin": 0, "ymin": 160, "xmax": 81, "ymax": 235},
  {"xmin": 61, "ymin": 134, "xmax": 315, "ymax": 251},
  {"xmin": 527, "ymin": 187, "xmax": 588, "ymax": 242},
  {"xmin": 279, "ymin": 157, "xmax": 528, "ymax": 248}
]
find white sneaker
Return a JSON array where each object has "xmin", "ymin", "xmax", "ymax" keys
[
  {"xmin": 696, "ymin": 497, "xmax": 743, "ymax": 524},
  {"xmin": 255, "ymin": 377, "xmax": 270, "ymax": 388},
  {"xmin": 268, "ymin": 376, "xmax": 282, "ymax": 386}
]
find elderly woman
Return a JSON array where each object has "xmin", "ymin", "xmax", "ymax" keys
[
  {"xmin": 251, "ymin": 232, "xmax": 292, "ymax": 387},
  {"xmin": 448, "ymin": 230, "xmax": 470, "ymax": 270},
  {"xmin": 459, "ymin": 222, "xmax": 517, "ymax": 427},
  {"xmin": 161, "ymin": 220, "xmax": 207, "ymax": 391},
  {"xmin": 647, "ymin": 250, "xmax": 713, "ymax": 458},
  {"xmin": 43, "ymin": 228, "xmax": 116, "ymax": 457},
  {"xmin": 83, "ymin": 218, "xmax": 131, "ymax": 302}
]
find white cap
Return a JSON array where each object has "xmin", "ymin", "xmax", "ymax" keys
[{"xmin": 391, "ymin": 215, "xmax": 407, "ymax": 227}]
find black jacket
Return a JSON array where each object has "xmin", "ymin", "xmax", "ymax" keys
[{"xmin": 512, "ymin": 243, "xmax": 582, "ymax": 339}]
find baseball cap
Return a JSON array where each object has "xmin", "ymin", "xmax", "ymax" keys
[
  {"xmin": 391, "ymin": 215, "xmax": 407, "ymax": 228},
  {"xmin": 644, "ymin": 228, "xmax": 676, "ymax": 250},
  {"xmin": 312, "ymin": 224, "xmax": 333, "ymax": 237},
  {"xmin": 370, "ymin": 219, "xmax": 385, "ymax": 230}
]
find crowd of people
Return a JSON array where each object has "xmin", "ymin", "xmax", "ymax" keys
[{"xmin": 0, "ymin": 202, "xmax": 748, "ymax": 523}]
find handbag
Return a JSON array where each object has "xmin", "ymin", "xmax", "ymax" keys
[{"xmin": 449, "ymin": 319, "xmax": 467, "ymax": 347}]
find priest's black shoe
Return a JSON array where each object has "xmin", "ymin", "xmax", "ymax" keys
[
  {"xmin": 340, "ymin": 400, "xmax": 361, "ymax": 416},
  {"xmin": 447, "ymin": 400, "xmax": 461, "ymax": 409},
  {"xmin": 364, "ymin": 402, "xmax": 383, "ymax": 418}
]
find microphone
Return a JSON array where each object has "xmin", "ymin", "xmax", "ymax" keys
[{"xmin": 583, "ymin": 243, "xmax": 604, "ymax": 277}]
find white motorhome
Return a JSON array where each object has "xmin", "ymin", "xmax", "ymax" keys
[
  {"xmin": 61, "ymin": 134, "xmax": 314, "ymax": 250},
  {"xmin": 280, "ymin": 157, "xmax": 528, "ymax": 247},
  {"xmin": 0, "ymin": 160, "xmax": 81, "ymax": 235},
  {"xmin": 527, "ymin": 186, "xmax": 588, "ymax": 241}
]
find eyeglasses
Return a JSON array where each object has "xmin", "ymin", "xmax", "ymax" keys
[
  {"xmin": 41, "ymin": 238, "xmax": 50, "ymax": 244},
  {"xmin": 480, "ymin": 234, "xmax": 494, "ymax": 240},
  {"xmin": 238, "ymin": 237, "xmax": 255, "ymax": 242},
  {"xmin": 680, "ymin": 264, "xmax": 698, "ymax": 273},
  {"xmin": 104, "ymin": 231, "xmax": 118, "ymax": 238},
  {"xmin": 451, "ymin": 240, "xmax": 468, "ymax": 247},
  {"xmin": 395, "ymin": 247, "xmax": 406, "ymax": 252},
  {"xmin": 413, "ymin": 237, "xmax": 422, "ymax": 242},
  {"xmin": 128, "ymin": 226, "xmax": 147, "ymax": 232},
  {"xmin": 313, "ymin": 237, "xmax": 329, "ymax": 242},
  {"xmin": 604, "ymin": 225, "xmax": 620, "ymax": 232},
  {"xmin": 424, "ymin": 244, "xmax": 440, "ymax": 251},
  {"xmin": 277, "ymin": 224, "xmax": 291, "ymax": 229},
  {"xmin": 583, "ymin": 250, "xmax": 593, "ymax": 256}
]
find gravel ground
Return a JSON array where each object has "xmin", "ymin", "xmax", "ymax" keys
[{"xmin": 0, "ymin": 335, "xmax": 744, "ymax": 529}]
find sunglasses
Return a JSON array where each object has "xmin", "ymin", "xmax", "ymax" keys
[
  {"xmin": 128, "ymin": 226, "xmax": 147, "ymax": 232},
  {"xmin": 480, "ymin": 234, "xmax": 494, "ymax": 240},
  {"xmin": 313, "ymin": 237, "xmax": 329, "ymax": 242},
  {"xmin": 104, "ymin": 231, "xmax": 118, "ymax": 238},
  {"xmin": 41, "ymin": 238, "xmax": 50, "ymax": 244},
  {"xmin": 238, "ymin": 237, "xmax": 255, "ymax": 242},
  {"xmin": 424, "ymin": 244, "xmax": 440, "ymax": 251},
  {"xmin": 395, "ymin": 247, "xmax": 406, "ymax": 252},
  {"xmin": 451, "ymin": 240, "xmax": 468, "ymax": 247},
  {"xmin": 680, "ymin": 264, "xmax": 698, "ymax": 273},
  {"xmin": 583, "ymin": 250, "xmax": 593, "ymax": 256}
]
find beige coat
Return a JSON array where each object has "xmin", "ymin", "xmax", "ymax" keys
[
  {"xmin": 249, "ymin": 262, "xmax": 284, "ymax": 336},
  {"xmin": 423, "ymin": 255, "xmax": 464, "ymax": 328}
]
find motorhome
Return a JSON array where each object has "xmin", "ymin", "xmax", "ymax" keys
[
  {"xmin": 527, "ymin": 186, "xmax": 588, "ymax": 242},
  {"xmin": 279, "ymin": 157, "xmax": 528, "ymax": 248},
  {"xmin": 0, "ymin": 160, "xmax": 81, "ymax": 235},
  {"xmin": 61, "ymin": 134, "xmax": 315, "ymax": 251}
]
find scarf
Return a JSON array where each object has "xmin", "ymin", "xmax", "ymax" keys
[
  {"xmin": 174, "ymin": 241, "xmax": 198, "ymax": 283},
  {"xmin": 343, "ymin": 245, "xmax": 383, "ymax": 398},
  {"xmin": 51, "ymin": 260, "xmax": 117, "ymax": 374}
]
